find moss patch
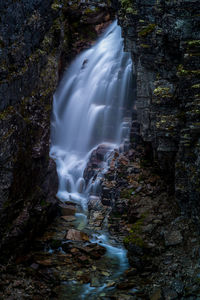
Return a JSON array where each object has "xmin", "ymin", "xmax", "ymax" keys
[
  {"xmin": 120, "ymin": 188, "xmax": 135, "ymax": 198},
  {"xmin": 153, "ymin": 86, "xmax": 172, "ymax": 98},
  {"xmin": 138, "ymin": 24, "xmax": 156, "ymax": 38},
  {"xmin": 0, "ymin": 106, "xmax": 15, "ymax": 120},
  {"xmin": 124, "ymin": 215, "xmax": 146, "ymax": 247}
]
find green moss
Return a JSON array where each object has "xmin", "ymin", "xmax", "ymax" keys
[
  {"xmin": 120, "ymin": 0, "xmax": 137, "ymax": 13},
  {"xmin": 177, "ymin": 65, "xmax": 200, "ymax": 77},
  {"xmin": 3, "ymin": 200, "xmax": 11, "ymax": 209},
  {"xmin": 156, "ymin": 29, "xmax": 162, "ymax": 34},
  {"xmin": 51, "ymin": 0, "xmax": 62, "ymax": 11},
  {"xmin": 140, "ymin": 44, "xmax": 151, "ymax": 48},
  {"xmin": 124, "ymin": 216, "xmax": 146, "ymax": 247},
  {"xmin": 127, "ymin": 7, "xmax": 137, "ymax": 14},
  {"xmin": 22, "ymin": 115, "xmax": 31, "ymax": 124},
  {"xmin": 84, "ymin": 7, "xmax": 100, "ymax": 14},
  {"xmin": 153, "ymin": 86, "xmax": 172, "ymax": 98},
  {"xmin": 0, "ymin": 106, "xmax": 15, "ymax": 120},
  {"xmin": 121, "ymin": 0, "xmax": 132, "ymax": 9},
  {"xmin": 40, "ymin": 199, "xmax": 46, "ymax": 206},
  {"xmin": 140, "ymin": 159, "xmax": 151, "ymax": 167},
  {"xmin": 138, "ymin": 24, "xmax": 156, "ymax": 38},
  {"xmin": 120, "ymin": 188, "xmax": 135, "ymax": 198},
  {"xmin": 176, "ymin": 111, "xmax": 186, "ymax": 122},
  {"xmin": 192, "ymin": 83, "xmax": 200, "ymax": 89},
  {"xmin": 187, "ymin": 40, "xmax": 200, "ymax": 47}
]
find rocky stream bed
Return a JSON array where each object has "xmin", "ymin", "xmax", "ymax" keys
[{"xmin": 1, "ymin": 141, "xmax": 200, "ymax": 300}]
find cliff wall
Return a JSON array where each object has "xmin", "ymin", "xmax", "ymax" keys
[
  {"xmin": 117, "ymin": 0, "xmax": 200, "ymax": 224},
  {"xmin": 0, "ymin": 0, "xmax": 113, "ymax": 258}
]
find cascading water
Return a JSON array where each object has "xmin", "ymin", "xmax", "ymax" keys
[{"xmin": 50, "ymin": 20, "xmax": 133, "ymax": 298}]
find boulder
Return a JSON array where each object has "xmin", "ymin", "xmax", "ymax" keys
[{"xmin": 65, "ymin": 229, "xmax": 89, "ymax": 241}]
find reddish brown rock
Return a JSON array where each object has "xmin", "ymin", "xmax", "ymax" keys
[
  {"xmin": 61, "ymin": 216, "xmax": 76, "ymax": 222},
  {"xmin": 65, "ymin": 229, "xmax": 89, "ymax": 241}
]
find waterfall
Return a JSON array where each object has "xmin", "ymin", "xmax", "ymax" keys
[
  {"xmin": 50, "ymin": 19, "xmax": 133, "ymax": 298},
  {"xmin": 50, "ymin": 20, "xmax": 133, "ymax": 207}
]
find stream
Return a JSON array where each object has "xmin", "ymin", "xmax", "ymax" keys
[{"xmin": 50, "ymin": 20, "xmax": 133, "ymax": 299}]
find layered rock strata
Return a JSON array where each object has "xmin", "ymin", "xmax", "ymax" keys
[
  {"xmin": 117, "ymin": 0, "xmax": 200, "ymax": 224},
  {"xmin": 0, "ymin": 0, "xmax": 113, "ymax": 259}
]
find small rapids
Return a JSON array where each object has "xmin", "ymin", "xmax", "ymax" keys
[{"xmin": 50, "ymin": 20, "xmax": 133, "ymax": 298}]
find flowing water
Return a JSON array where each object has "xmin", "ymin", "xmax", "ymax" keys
[{"xmin": 50, "ymin": 20, "xmax": 133, "ymax": 298}]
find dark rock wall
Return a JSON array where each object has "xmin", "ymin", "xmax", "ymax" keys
[
  {"xmin": 117, "ymin": 0, "xmax": 200, "ymax": 223},
  {"xmin": 0, "ymin": 0, "xmax": 113, "ymax": 258}
]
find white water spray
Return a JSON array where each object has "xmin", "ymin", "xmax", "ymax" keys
[
  {"xmin": 50, "ymin": 21, "xmax": 132, "ymax": 207},
  {"xmin": 50, "ymin": 21, "xmax": 133, "ymax": 296}
]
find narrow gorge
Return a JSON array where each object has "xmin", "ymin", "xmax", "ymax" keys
[{"xmin": 0, "ymin": 0, "xmax": 200, "ymax": 299}]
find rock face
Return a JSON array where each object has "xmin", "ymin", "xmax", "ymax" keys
[
  {"xmin": 0, "ymin": 0, "xmax": 113, "ymax": 259},
  {"xmin": 117, "ymin": 0, "xmax": 200, "ymax": 225}
]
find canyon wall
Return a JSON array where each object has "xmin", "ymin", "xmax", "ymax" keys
[
  {"xmin": 117, "ymin": 0, "xmax": 200, "ymax": 225},
  {"xmin": 0, "ymin": 0, "xmax": 113, "ymax": 258}
]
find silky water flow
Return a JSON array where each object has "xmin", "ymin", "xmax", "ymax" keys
[{"xmin": 50, "ymin": 20, "xmax": 133, "ymax": 298}]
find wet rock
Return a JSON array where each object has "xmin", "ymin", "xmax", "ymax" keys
[
  {"xmin": 59, "ymin": 204, "xmax": 76, "ymax": 216},
  {"xmin": 101, "ymin": 198, "xmax": 112, "ymax": 206},
  {"xmin": 88, "ymin": 196, "xmax": 102, "ymax": 211},
  {"xmin": 30, "ymin": 263, "xmax": 39, "ymax": 270},
  {"xmin": 101, "ymin": 271, "xmax": 110, "ymax": 276},
  {"xmin": 150, "ymin": 288, "xmax": 162, "ymax": 300},
  {"xmin": 124, "ymin": 268, "xmax": 138, "ymax": 277},
  {"xmin": 91, "ymin": 276, "xmax": 101, "ymax": 287},
  {"xmin": 171, "ymin": 280, "xmax": 184, "ymax": 294},
  {"xmin": 117, "ymin": 280, "xmax": 136, "ymax": 290},
  {"xmin": 82, "ymin": 243, "xmax": 106, "ymax": 259},
  {"xmin": 102, "ymin": 186, "xmax": 111, "ymax": 198},
  {"xmin": 61, "ymin": 216, "xmax": 76, "ymax": 222},
  {"xmin": 78, "ymin": 255, "xmax": 90, "ymax": 264},
  {"xmin": 164, "ymin": 231, "xmax": 183, "ymax": 246},
  {"xmin": 49, "ymin": 239, "xmax": 62, "ymax": 249},
  {"xmin": 127, "ymin": 244, "xmax": 144, "ymax": 256},
  {"xmin": 106, "ymin": 281, "xmax": 116, "ymax": 288},
  {"xmin": 65, "ymin": 229, "xmax": 89, "ymax": 242},
  {"xmin": 162, "ymin": 288, "xmax": 178, "ymax": 300},
  {"xmin": 128, "ymin": 255, "xmax": 142, "ymax": 270}
]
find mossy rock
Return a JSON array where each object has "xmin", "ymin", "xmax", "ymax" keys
[
  {"xmin": 120, "ymin": 188, "xmax": 135, "ymax": 198},
  {"xmin": 0, "ymin": 106, "xmax": 15, "ymax": 121},
  {"xmin": 153, "ymin": 86, "xmax": 172, "ymax": 98},
  {"xmin": 138, "ymin": 24, "xmax": 156, "ymax": 38},
  {"xmin": 124, "ymin": 215, "xmax": 147, "ymax": 247}
]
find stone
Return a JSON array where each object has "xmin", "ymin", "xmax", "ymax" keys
[
  {"xmin": 124, "ymin": 268, "xmax": 138, "ymax": 277},
  {"xmin": 59, "ymin": 204, "xmax": 76, "ymax": 216},
  {"xmin": 162, "ymin": 288, "xmax": 178, "ymax": 300},
  {"xmin": 101, "ymin": 198, "xmax": 112, "ymax": 206},
  {"xmin": 35, "ymin": 258, "xmax": 53, "ymax": 266},
  {"xmin": 65, "ymin": 229, "xmax": 89, "ymax": 241},
  {"xmin": 30, "ymin": 263, "xmax": 39, "ymax": 270},
  {"xmin": 101, "ymin": 271, "xmax": 110, "ymax": 276},
  {"xmin": 171, "ymin": 280, "xmax": 184, "ymax": 294},
  {"xmin": 91, "ymin": 277, "xmax": 100, "ymax": 287},
  {"xmin": 164, "ymin": 231, "xmax": 183, "ymax": 246},
  {"xmin": 117, "ymin": 281, "xmax": 136, "ymax": 290},
  {"xmin": 82, "ymin": 243, "xmax": 106, "ymax": 258},
  {"xmin": 150, "ymin": 289, "xmax": 162, "ymax": 300},
  {"xmin": 106, "ymin": 281, "xmax": 116, "ymax": 288},
  {"xmin": 61, "ymin": 216, "xmax": 76, "ymax": 222}
]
